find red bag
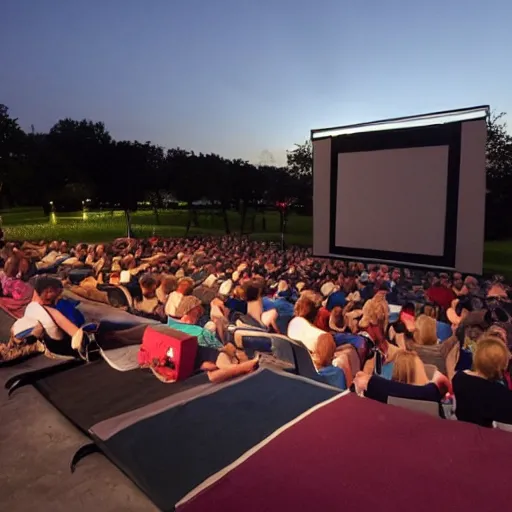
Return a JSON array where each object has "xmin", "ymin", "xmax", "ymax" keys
[{"xmin": 138, "ymin": 326, "xmax": 198, "ymax": 382}]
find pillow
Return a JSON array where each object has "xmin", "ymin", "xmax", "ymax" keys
[
  {"xmin": 120, "ymin": 270, "xmax": 132, "ymax": 284},
  {"xmin": 203, "ymin": 274, "xmax": 217, "ymax": 288}
]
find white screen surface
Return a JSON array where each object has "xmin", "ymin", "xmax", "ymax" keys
[{"xmin": 335, "ymin": 146, "xmax": 449, "ymax": 256}]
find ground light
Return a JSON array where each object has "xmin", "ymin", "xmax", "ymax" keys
[
  {"xmin": 82, "ymin": 200, "xmax": 89, "ymax": 221},
  {"xmin": 49, "ymin": 201, "xmax": 56, "ymax": 224}
]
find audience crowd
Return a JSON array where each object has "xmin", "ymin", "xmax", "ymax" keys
[{"xmin": 1, "ymin": 235, "xmax": 512, "ymax": 428}]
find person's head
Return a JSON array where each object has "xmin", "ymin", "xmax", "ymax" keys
[
  {"xmin": 34, "ymin": 276, "xmax": 63, "ymax": 306},
  {"xmin": 232, "ymin": 285, "xmax": 246, "ymax": 300},
  {"xmin": 3, "ymin": 256, "xmax": 20, "ymax": 278},
  {"xmin": 452, "ymin": 272, "xmax": 464, "ymax": 291},
  {"xmin": 329, "ymin": 306, "xmax": 345, "ymax": 332},
  {"xmin": 243, "ymin": 279, "xmax": 263, "ymax": 302},
  {"xmin": 374, "ymin": 281, "xmax": 390, "ymax": 296},
  {"xmin": 473, "ymin": 336, "xmax": 511, "ymax": 381},
  {"xmin": 176, "ymin": 277, "xmax": 194, "ymax": 296},
  {"xmin": 159, "ymin": 275, "xmax": 178, "ymax": 295},
  {"xmin": 139, "ymin": 273, "xmax": 158, "ymax": 299},
  {"xmin": 464, "ymin": 276, "xmax": 479, "ymax": 293},
  {"xmin": 487, "ymin": 282, "xmax": 508, "ymax": 299},
  {"xmin": 439, "ymin": 273, "xmax": 450, "ymax": 288},
  {"xmin": 456, "ymin": 309, "xmax": 491, "ymax": 353},
  {"xmin": 413, "ymin": 314, "xmax": 437, "ymax": 346},
  {"xmin": 294, "ymin": 294, "xmax": 321, "ymax": 323},
  {"xmin": 358, "ymin": 272, "xmax": 369, "ymax": 286},
  {"xmin": 176, "ymin": 295, "xmax": 203, "ymax": 323},
  {"xmin": 391, "ymin": 268, "xmax": 401, "ymax": 282},
  {"xmin": 311, "ymin": 333, "xmax": 336, "ymax": 370},
  {"xmin": 95, "ymin": 244, "xmax": 105, "ymax": 258},
  {"xmin": 391, "ymin": 350, "xmax": 420, "ymax": 385}
]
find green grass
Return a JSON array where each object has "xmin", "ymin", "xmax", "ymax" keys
[{"xmin": 1, "ymin": 207, "xmax": 511, "ymax": 276}]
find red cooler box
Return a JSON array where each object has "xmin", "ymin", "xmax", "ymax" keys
[{"xmin": 138, "ymin": 326, "xmax": 198, "ymax": 382}]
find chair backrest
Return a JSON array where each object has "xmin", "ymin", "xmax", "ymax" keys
[
  {"xmin": 387, "ymin": 396, "xmax": 440, "ymax": 418},
  {"xmin": 286, "ymin": 337, "xmax": 323, "ymax": 381},
  {"xmin": 271, "ymin": 336, "xmax": 296, "ymax": 369}
]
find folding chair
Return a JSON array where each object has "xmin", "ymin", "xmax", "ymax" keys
[{"xmin": 387, "ymin": 396, "xmax": 441, "ymax": 418}]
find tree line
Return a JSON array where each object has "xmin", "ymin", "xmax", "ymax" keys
[
  {"xmin": 1, "ymin": 104, "xmax": 511, "ymax": 239},
  {"xmin": 0, "ymin": 104, "xmax": 313, "ymax": 236}
]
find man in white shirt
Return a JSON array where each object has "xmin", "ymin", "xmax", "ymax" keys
[{"xmin": 15, "ymin": 277, "xmax": 86, "ymax": 358}]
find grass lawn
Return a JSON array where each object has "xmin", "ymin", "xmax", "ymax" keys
[{"xmin": 1, "ymin": 207, "xmax": 511, "ymax": 277}]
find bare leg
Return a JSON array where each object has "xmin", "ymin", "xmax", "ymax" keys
[
  {"xmin": 262, "ymin": 309, "xmax": 280, "ymax": 334},
  {"xmin": 206, "ymin": 358, "xmax": 259, "ymax": 384},
  {"xmin": 45, "ymin": 307, "xmax": 80, "ymax": 337}
]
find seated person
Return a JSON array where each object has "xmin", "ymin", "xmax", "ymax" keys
[
  {"xmin": 241, "ymin": 278, "xmax": 279, "ymax": 332},
  {"xmin": 35, "ymin": 240, "xmax": 69, "ymax": 270},
  {"xmin": 359, "ymin": 284, "xmax": 390, "ymax": 345},
  {"xmin": 156, "ymin": 274, "xmax": 177, "ymax": 304},
  {"xmin": 6, "ymin": 277, "xmax": 89, "ymax": 361},
  {"xmin": 165, "ymin": 277, "xmax": 194, "ymax": 318},
  {"xmin": 412, "ymin": 315, "xmax": 438, "ymax": 345},
  {"xmin": 0, "ymin": 255, "xmax": 34, "ymax": 302},
  {"xmin": 167, "ymin": 295, "xmax": 223, "ymax": 349},
  {"xmin": 288, "ymin": 294, "xmax": 358, "ymax": 386},
  {"xmin": 452, "ymin": 335, "xmax": 512, "ymax": 427},
  {"xmin": 133, "ymin": 273, "xmax": 165, "ymax": 320},
  {"xmin": 394, "ymin": 312, "xmax": 459, "ymax": 379},
  {"xmin": 354, "ymin": 350, "xmax": 450, "ymax": 405}
]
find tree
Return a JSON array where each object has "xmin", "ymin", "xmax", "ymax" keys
[
  {"xmin": 286, "ymin": 140, "xmax": 312, "ymax": 178},
  {"xmin": 486, "ymin": 113, "xmax": 512, "ymax": 239},
  {"xmin": 167, "ymin": 148, "xmax": 209, "ymax": 235},
  {"xmin": 0, "ymin": 104, "xmax": 32, "ymax": 207},
  {"xmin": 45, "ymin": 118, "xmax": 112, "ymax": 210},
  {"xmin": 286, "ymin": 140, "xmax": 313, "ymax": 213},
  {"xmin": 102, "ymin": 140, "xmax": 149, "ymax": 237}
]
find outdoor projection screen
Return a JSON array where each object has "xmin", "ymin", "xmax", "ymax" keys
[{"xmin": 312, "ymin": 106, "xmax": 489, "ymax": 275}]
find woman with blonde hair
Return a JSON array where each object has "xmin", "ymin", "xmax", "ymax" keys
[
  {"xmin": 354, "ymin": 349, "xmax": 450, "ymax": 405},
  {"xmin": 452, "ymin": 335, "xmax": 512, "ymax": 427},
  {"xmin": 413, "ymin": 315, "xmax": 438, "ymax": 346},
  {"xmin": 391, "ymin": 350, "xmax": 429, "ymax": 385}
]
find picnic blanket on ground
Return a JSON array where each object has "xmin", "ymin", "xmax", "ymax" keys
[
  {"xmin": 84, "ymin": 369, "xmax": 341, "ymax": 511},
  {"xmin": 177, "ymin": 393, "xmax": 512, "ymax": 512},
  {"xmin": 12, "ymin": 359, "xmax": 210, "ymax": 433}
]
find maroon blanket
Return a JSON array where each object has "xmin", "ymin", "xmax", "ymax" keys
[{"xmin": 178, "ymin": 394, "xmax": 512, "ymax": 512}]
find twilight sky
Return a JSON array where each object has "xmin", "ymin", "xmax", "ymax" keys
[{"xmin": 2, "ymin": 0, "xmax": 511, "ymax": 166}]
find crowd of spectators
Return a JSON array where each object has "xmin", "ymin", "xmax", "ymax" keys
[{"xmin": 1, "ymin": 235, "xmax": 512, "ymax": 428}]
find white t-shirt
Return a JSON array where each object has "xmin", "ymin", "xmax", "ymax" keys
[
  {"xmin": 24, "ymin": 302, "xmax": 64, "ymax": 340},
  {"xmin": 287, "ymin": 316, "xmax": 324, "ymax": 353}
]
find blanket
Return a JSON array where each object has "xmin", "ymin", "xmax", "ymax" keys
[{"xmin": 0, "ymin": 296, "xmax": 31, "ymax": 320}]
